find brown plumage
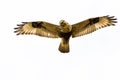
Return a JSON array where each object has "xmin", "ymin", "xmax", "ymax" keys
[{"xmin": 14, "ymin": 15, "xmax": 117, "ymax": 53}]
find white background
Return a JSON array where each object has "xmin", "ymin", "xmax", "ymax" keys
[{"xmin": 0, "ymin": 0, "xmax": 120, "ymax": 80}]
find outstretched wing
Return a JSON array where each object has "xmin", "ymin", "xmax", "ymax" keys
[
  {"xmin": 14, "ymin": 21, "xmax": 60, "ymax": 38},
  {"xmin": 72, "ymin": 15, "xmax": 117, "ymax": 37}
]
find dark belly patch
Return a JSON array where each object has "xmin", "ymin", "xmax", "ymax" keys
[{"xmin": 59, "ymin": 31, "xmax": 72, "ymax": 39}]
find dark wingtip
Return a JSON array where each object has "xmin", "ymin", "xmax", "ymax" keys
[
  {"xmin": 106, "ymin": 15, "xmax": 109, "ymax": 17},
  {"xmin": 14, "ymin": 26, "xmax": 21, "ymax": 30},
  {"xmin": 14, "ymin": 30, "xmax": 18, "ymax": 33},
  {"xmin": 109, "ymin": 16, "xmax": 115, "ymax": 18},
  {"xmin": 16, "ymin": 33, "xmax": 20, "ymax": 35},
  {"xmin": 17, "ymin": 24, "xmax": 24, "ymax": 26},
  {"xmin": 111, "ymin": 18, "xmax": 117, "ymax": 20},
  {"xmin": 105, "ymin": 15, "xmax": 115, "ymax": 18},
  {"xmin": 14, "ymin": 27, "xmax": 18, "ymax": 29},
  {"xmin": 112, "ymin": 21, "xmax": 117, "ymax": 23},
  {"xmin": 105, "ymin": 15, "xmax": 117, "ymax": 23},
  {"xmin": 111, "ymin": 24, "xmax": 115, "ymax": 26},
  {"xmin": 14, "ymin": 22, "xmax": 26, "ymax": 35},
  {"xmin": 22, "ymin": 22, "xmax": 27, "ymax": 23}
]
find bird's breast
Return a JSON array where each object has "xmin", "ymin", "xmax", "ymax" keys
[{"xmin": 60, "ymin": 25, "xmax": 72, "ymax": 33}]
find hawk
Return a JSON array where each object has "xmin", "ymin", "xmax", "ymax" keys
[{"xmin": 14, "ymin": 15, "xmax": 117, "ymax": 53}]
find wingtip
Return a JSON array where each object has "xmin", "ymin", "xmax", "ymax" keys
[
  {"xmin": 14, "ymin": 27, "xmax": 18, "ymax": 29},
  {"xmin": 111, "ymin": 18, "xmax": 117, "ymax": 20},
  {"xmin": 106, "ymin": 15, "xmax": 109, "ymax": 17},
  {"xmin": 105, "ymin": 15, "xmax": 116, "ymax": 18},
  {"xmin": 111, "ymin": 24, "xmax": 115, "ymax": 26},
  {"xmin": 14, "ymin": 22, "xmax": 27, "ymax": 35},
  {"xmin": 16, "ymin": 33, "xmax": 20, "ymax": 35},
  {"xmin": 112, "ymin": 21, "xmax": 117, "ymax": 23},
  {"xmin": 14, "ymin": 30, "xmax": 18, "ymax": 33},
  {"xmin": 105, "ymin": 15, "xmax": 117, "ymax": 23},
  {"xmin": 17, "ymin": 24, "xmax": 24, "ymax": 26},
  {"xmin": 22, "ymin": 22, "xmax": 27, "ymax": 24}
]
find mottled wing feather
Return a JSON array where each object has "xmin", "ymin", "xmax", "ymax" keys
[
  {"xmin": 72, "ymin": 15, "xmax": 117, "ymax": 37},
  {"xmin": 14, "ymin": 21, "xmax": 60, "ymax": 38}
]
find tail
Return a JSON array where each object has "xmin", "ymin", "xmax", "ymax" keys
[{"xmin": 59, "ymin": 38, "xmax": 70, "ymax": 53}]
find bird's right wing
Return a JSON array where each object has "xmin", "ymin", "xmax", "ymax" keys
[{"xmin": 14, "ymin": 21, "xmax": 60, "ymax": 38}]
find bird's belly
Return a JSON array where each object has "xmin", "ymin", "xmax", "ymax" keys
[{"xmin": 59, "ymin": 31, "xmax": 72, "ymax": 39}]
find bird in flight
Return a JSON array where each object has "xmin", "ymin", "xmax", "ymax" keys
[{"xmin": 14, "ymin": 15, "xmax": 117, "ymax": 53}]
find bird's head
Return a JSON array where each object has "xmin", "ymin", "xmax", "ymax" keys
[{"xmin": 59, "ymin": 20, "xmax": 68, "ymax": 27}]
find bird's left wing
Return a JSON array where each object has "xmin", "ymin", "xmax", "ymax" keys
[
  {"xmin": 14, "ymin": 21, "xmax": 60, "ymax": 38},
  {"xmin": 72, "ymin": 15, "xmax": 117, "ymax": 37}
]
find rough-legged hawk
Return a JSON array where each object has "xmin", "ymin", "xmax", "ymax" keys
[{"xmin": 14, "ymin": 15, "xmax": 117, "ymax": 53}]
